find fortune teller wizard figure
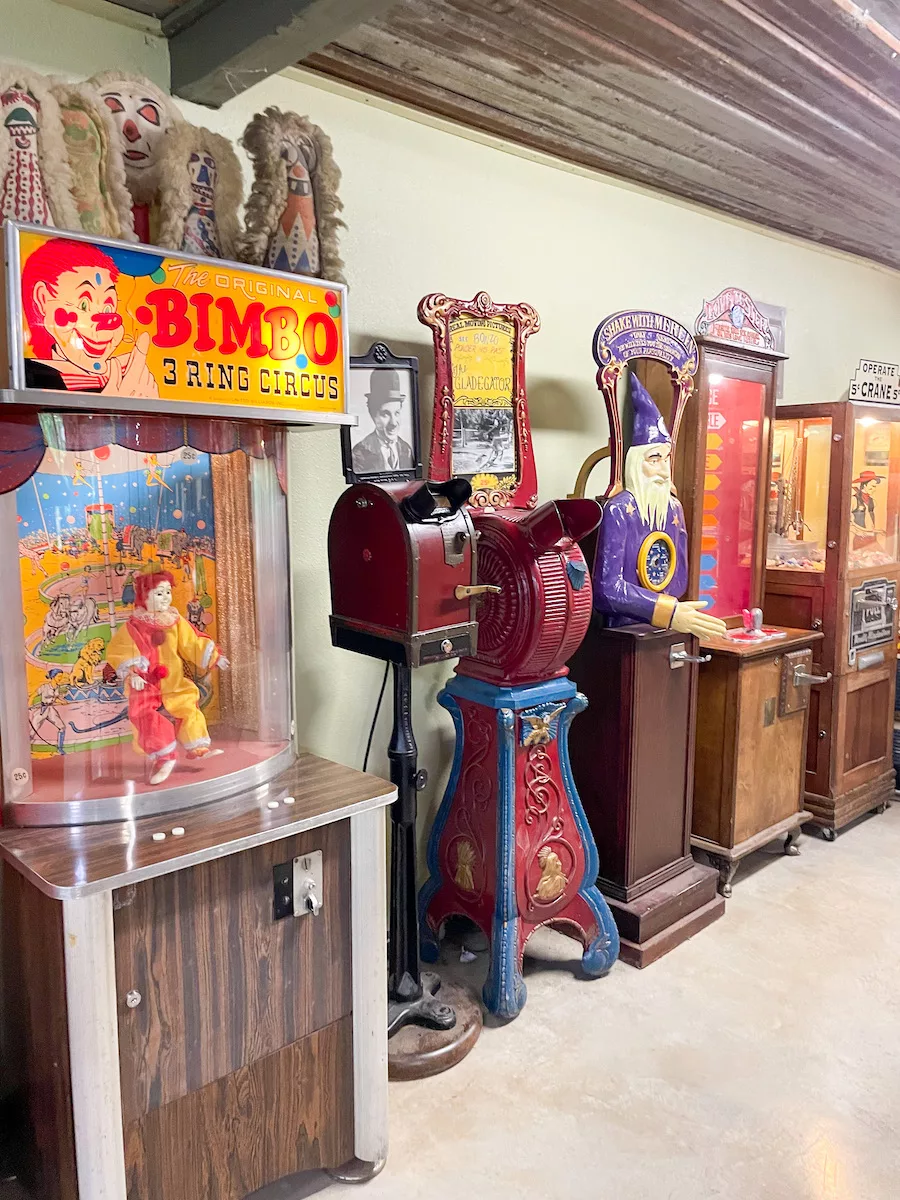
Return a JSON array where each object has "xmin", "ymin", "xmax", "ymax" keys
[
  {"xmin": 106, "ymin": 564, "xmax": 229, "ymax": 785},
  {"xmin": 593, "ymin": 372, "xmax": 727, "ymax": 640}
]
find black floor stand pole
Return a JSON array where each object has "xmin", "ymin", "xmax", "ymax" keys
[{"xmin": 386, "ymin": 662, "xmax": 456, "ymax": 1037}]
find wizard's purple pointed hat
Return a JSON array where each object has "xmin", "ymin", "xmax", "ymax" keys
[{"xmin": 629, "ymin": 371, "xmax": 671, "ymax": 447}]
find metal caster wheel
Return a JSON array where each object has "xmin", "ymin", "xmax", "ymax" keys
[
  {"xmin": 783, "ymin": 829, "xmax": 800, "ymax": 856},
  {"xmin": 327, "ymin": 1157, "xmax": 387, "ymax": 1184},
  {"xmin": 822, "ymin": 827, "xmax": 837, "ymax": 843}
]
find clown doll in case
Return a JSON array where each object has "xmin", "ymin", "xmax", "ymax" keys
[
  {"xmin": 106, "ymin": 564, "xmax": 229, "ymax": 785},
  {"xmin": 0, "ymin": 219, "xmax": 349, "ymax": 825}
]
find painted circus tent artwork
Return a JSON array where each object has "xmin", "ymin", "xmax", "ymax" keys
[{"xmin": 17, "ymin": 441, "xmax": 218, "ymax": 759}]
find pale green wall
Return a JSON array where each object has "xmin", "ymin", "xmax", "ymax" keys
[
  {"xmin": 187, "ymin": 71, "xmax": 900, "ymax": 831},
  {"xmin": 1, "ymin": 3, "xmax": 900, "ymax": 893},
  {"xmin": 0, "ymin": 0, "xmax": 167, "ymax": 83}
]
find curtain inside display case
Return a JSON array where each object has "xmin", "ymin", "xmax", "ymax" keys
[{"xmin": 211, "ymin": 450, "xmax": 260, "ymax": 733}]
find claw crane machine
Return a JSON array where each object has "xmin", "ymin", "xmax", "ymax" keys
[
  {"xmin": 764, "ymin": 367, "xmax": 900, "ymax": 837},
  {"xmin": 0, "ymin": 223, "xmax": 393, "ymax": 1198},
  {"xmin": 675, "ymin": 288, "xmax": 824, "ymax": 897}
]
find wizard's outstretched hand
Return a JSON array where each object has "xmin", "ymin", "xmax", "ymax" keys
[{"xmin": 671, "ymin": 599, "xmax": 727, "ymax": 640}]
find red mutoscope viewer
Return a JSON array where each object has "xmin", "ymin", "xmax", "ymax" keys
[{"xmin": 415, "ymin": 291, "xmax": 619, "ymax": 1019}]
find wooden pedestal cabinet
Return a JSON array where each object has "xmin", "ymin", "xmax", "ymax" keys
[
  {"xmin": 692, "ymin": 629, "xmax": 822, "ymax": 894},
  {"xmin": 0, "ymin": 756, "xmax": 394, "ymax": 1200},
  {"xmin": 568, "ymin": 621, "xmax": 724, "ymax": 967},
  {"xmin": 674, "ymin": 320, "xmax": 828, "ymax": 893}
]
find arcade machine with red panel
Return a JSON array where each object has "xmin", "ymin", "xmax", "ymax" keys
[{"xmin": 415, "ymin": 291, "xmax": 620, "ymax": 1020}]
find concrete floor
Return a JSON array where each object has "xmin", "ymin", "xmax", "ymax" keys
[
  {"xmin": 328, "ymin": 808, "xmax": 900, "ymax": 1200},
  {"xmin": 4, "ymin": 807, "xmax": 900, "ymax": 1200}
]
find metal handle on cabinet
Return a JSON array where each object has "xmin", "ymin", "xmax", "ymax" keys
[
  {"xmin": 670, "ymin": 644, "xmax": 713, "ymax": 668},
  {"xmin": 793, "ymin": 667, "xmax": 832, "ymax": 687},
  {"xmin": 125, "ymin": 990, "xmax": 142, "ymax": 1009},
  {"xmin": 455, "ymin": 584, "xmax": 502, "ymax": 600}
]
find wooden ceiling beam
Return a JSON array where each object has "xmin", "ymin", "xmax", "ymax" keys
[
  {"xmin": 169, "ymin": 0, "xmax": 396, "ymax": 107},
  {"xmin": 304, "ymin": 0, "xmax": 900, "ymax": 267}
]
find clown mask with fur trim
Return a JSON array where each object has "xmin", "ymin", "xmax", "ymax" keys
[{"xmin": 94, "ymin": 76, "xmax": 178, "ymax": 203}]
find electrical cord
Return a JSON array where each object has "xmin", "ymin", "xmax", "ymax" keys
[{"xmin": 362, "ymin": 661, "xmax": 390, "ymax": 773}]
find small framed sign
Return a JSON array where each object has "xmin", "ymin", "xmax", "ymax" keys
[
  {"xmin": 418, "ymin": 290, "xmax": 540, "ymax": 509},
  {"xmin": 591, "ymin": 309, "xmax": 698, "ymax": 497},
  {"xmin": 341, "ymin": 341, "xmax": 422, "ymax": 484}
]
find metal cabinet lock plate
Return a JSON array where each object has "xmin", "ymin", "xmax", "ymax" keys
[
  {"xmin": 779, "ymin": 648, "xmax": 818, "ymax": 716},
  {"xmin": 293, "ymin": 850, "xmax": 324, "ymax": 917}
]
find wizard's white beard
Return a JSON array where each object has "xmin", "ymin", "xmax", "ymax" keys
[{"xmin": 624, "ymin": 444, "xmax": 673, "ymax": 532}]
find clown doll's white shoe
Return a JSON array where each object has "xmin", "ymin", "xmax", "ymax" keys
[
  {"xmin": 149, "ymin": 757, "xmax": 176, "ymax": 785},
  {"xmin": 186, "ymin": 745, "xmax": 224, "ymax": 761}
]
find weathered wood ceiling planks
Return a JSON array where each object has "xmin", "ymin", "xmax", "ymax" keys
[{"xmin": 303, "ymin": 0, "xmax": 900, "ymax": 268}]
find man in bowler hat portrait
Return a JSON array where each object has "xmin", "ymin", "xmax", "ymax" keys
[{"xmin": 352, "ymin": 369, "xmax": 414, "ymax": 474}]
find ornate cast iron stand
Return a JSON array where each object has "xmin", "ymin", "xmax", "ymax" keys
[{"xmin": 419, "ymin": 674, "xmax": 619, "ymax": 1020}]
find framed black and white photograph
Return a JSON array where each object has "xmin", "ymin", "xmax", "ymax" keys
[
  {"xmin": 341, "ymin": 341, "xmax": 422, "ymax": 484},
  {"xmin": 451, "ymin": 406, "xmax": 517, "ymax": 479}
]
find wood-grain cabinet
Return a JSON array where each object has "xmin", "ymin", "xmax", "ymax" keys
[
  {"xmin": 764, "ymin": 401, "xmax": 900, "ymax": 833},
  {"xmin": 0, "ymin": 756, "xmax": 393, "ymax": 1200},
  {"xmin": 676, "ymin": 338, "xmax": 823, "ymax": 894}
]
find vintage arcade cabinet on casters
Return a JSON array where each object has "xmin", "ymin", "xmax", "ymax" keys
[
  {"xmin": 765, "ymin": 387, "xmax": 900, "ymax": 837},
  {"xmin": 0, "ymin": 223, "xmax": 394, "ymax": 1199},
  {"xmin": 675, "ymin": 288, "xmax": 825, "ymax": 896},
  {"xmin": 567, "ymin": 310, "xmax": 725, "ymax": 968},
  {"xmin": 415, "ymin": 291, "xmax": 620, "ymax": 1020}
]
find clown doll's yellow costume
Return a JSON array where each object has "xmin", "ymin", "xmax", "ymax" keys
[{"xmin": 106, "ymin": 566, "xmax": 228, "ymax": 785}]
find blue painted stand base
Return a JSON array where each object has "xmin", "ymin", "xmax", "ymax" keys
[{"xmin": 418, "ymin": 674, "xmax": 620, "ymax": 1019}]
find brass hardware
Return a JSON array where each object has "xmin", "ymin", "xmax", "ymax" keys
[
  {"xmin": 569, "ymin": 444, "xmax": 611, "ymax": 499},
  {"xmin": 811, "ymin": 618, "xmax": 823, "ymax": 630},
  {"xmin": 455, "ymin": 584, "xmax": 502, "ymax": 600}
]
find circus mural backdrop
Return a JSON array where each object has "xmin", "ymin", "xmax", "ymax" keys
[{"xmin": 17, "ymin": 442, "xmax": 218, "ymax": 759}]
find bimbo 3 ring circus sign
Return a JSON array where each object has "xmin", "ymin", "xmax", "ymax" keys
[{"xmin": 3, "ymin": 222, "xmax": 349, "ymax": 423}]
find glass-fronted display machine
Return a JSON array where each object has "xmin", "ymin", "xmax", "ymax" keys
[
  {"xmin": 675, "ymin": 289, "xmax": 824, "ymax": 897},
  {"xmin": 3, "ymin": 412, "xmax": 294, "ymax": 825},
  {"xmin": 0, "ymin": 223, "xmax": 392, "ymax": 1197},
  {"xmin": 764, "ymin": 400, "xmax": 900, "ymax": 836}
]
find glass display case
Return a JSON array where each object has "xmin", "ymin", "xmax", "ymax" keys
[
  {"xmin": 0, "ymin": 220, "xmax": 351, "ymax": 827},
  {"xmin": 676, "ymin": 296, "xmax": 822, "ymax": 897},
  {"xmin": 1, "ymin": 412, "xmax": 292, "ymax": 825},
  {"xmin": 847, "ymin": 412, "xmax": 900, "ymax": 569},
  {"xmin": 677, "ymin": 343, "xmax": 778, "ymax": 621},
  {"xmin": 764, "ymin": 400, "xmax": 900, "ymax": 835},
  {"xmin": 767, "ymin": 415, "xmax": 832, "ymax": 571}
]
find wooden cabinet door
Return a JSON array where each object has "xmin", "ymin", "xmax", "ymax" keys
[
  {"xmin": 570, "ymin": 624, "xmax": 694, "ymax": 899},
  {"xmin": 113, "ymin": 821, "xmax": 351, "ymax": 1124}
]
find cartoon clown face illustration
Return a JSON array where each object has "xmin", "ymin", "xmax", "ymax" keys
[
  {"xmin": 22, "ymin": 236, "xmax": 159, "ymax": 397},
  {"xmin": 31, "ymin": 261, "xmax": 124, "ymax": 374}
]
